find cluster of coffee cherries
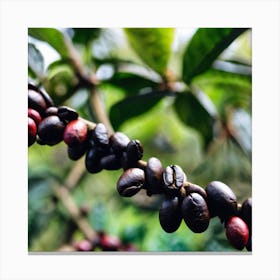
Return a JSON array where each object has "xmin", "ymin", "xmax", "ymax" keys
[
  {"xmin": 28, "ymin": 83, "xmax": 252, "ymax": 251},
  {"xmin": 71, "ymin": 231, "xmax": 137, "ymax": 252}
]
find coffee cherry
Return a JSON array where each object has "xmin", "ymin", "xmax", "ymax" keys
[
  {"xmin": 58, "ymin": 106, "xmax": 79, "ymax": 122},
  {"xmin": 163, "ymin": 165, "xmax": 186, "ymax": 196},
  {"xmin": 246, "ymin": 234, "xmax": 252, "ymax": 251},
  {"xmin": 67, "ymin": 141, "xmax": 88, "ymax": 160},
  {"xmin": 99, "ymin": 234, "xmax": 121, "ymax": 251},
  {"xmin": 28, "ymin": 89, "xmax": 47, "ymax": 116},
  {"xmin": 37, "ymin": 115, "xmax": 65, "ymax": 145},
  {"xmin": 159, "ymin": 197, "xmax": 182, "ymax": 233},
  {"xmin": 145, "ymin": 157, "xmax": 164, "ymax": 196},
  {"xmin": 126, "ymin": 140, "xmax": 143, "ymax": 163},
  {"xmin": 28, "ymin": 83, "xmax": 54, "ymax": 108},
  {"xmin": 206, "ymin": 181, "xmax": 237, "ymax": 220},
  {"xmin": 91, "ymin": 123, "xmax": 109, "ymax": 147},
  {"xmin": 100, "ymin": 154, "xmax": 122, "ymax": 170},
  {"xmin": 182, "ymin": 193, "xmax": 210, "ymax": 233},
  {"xmin": 85, "ymin": 147, "xmax": 102, "ymax": 173},
  {"xmin": 73, "ymin": 239, "xmax": 93, "ymax": 251},
  {"xmin": 110, "ymin": 132, "xmax": 130, "ymax": 154},
  {"xmin": 240, "ymin": 198, "xmax": 252, "ymax": 231},
  {"xmin": 28, "ymin": 108, "xmax": 42, "ymax": 126},
  {"xmin": 117, "ymin": 168, "xmax": 145, "ymax": 197},
  {"xmin": 28, "ymin": 117, "xmax": 37, "ymax": 146},
  {"xmin": 63, "ymin": 119, "xmax": 88, "ymax": 146},
  {"xmin": 45, "ymin": 106, "xmax": 58, "ymax": 117},
  {"xmin": 184, "ymin": 183, "xmax": 207, "ymax": 200},
  {"xmin": 225, "ymin": 216, "xmax": 249, "ymax": 250}
]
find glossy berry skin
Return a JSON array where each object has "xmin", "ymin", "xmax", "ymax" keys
[
  {"xmin": 99, "ymin": 234, "xmax": 121, "ymax": 251},
  {"xmin": 206, "ymin": 181, "xmax": 237, "ymax": 220},
  {"xmin": 63, "ymin": 119, "xmax": 88, "ymax": 146},
  {"xmin": 28, "ymin": 108, "xmax": 42, "ymax": 126},
  {"xmin": 159, "ymin": 197, "xmax": 182, "ymax": 233},
  {"xmin": 117, "ymin": 168, "xmax": 145, "ymax": 197},
  {"xmin": 37, "ymin": 115, "xmax": 65, "ymax": 146},
  {"xmin": 28, "ymin": 117, "xmax": 37, "ymax": 146},
  {"xmin": 225, "ymin": 216, "xmax": 249, "ymax": 250},
  {"xmin": 28, "ymin": 89, "xmax": 47, "ymax": 115},
  {"xmin": 182, "ymin": 193, "xmax": 210, "ymax": 233}
]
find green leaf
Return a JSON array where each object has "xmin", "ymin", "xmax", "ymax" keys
[
  {"xmin": 109, "ymin": 90, "xmax": 168, "ymax": 129},
  {"xmin": 28, "ymin": 43, "xmax": 45, "ymax": 78},
  {"xmin": 182, "ymin": 28, "xmax": 248, "ymax": 83},
  {"xmin": 72, "ymin": 28, "xmax": 102, "ymax": 45},
  {"xmin": 28, "ymin": 28, "xmax": 69, "ymax": 58},
  {"xmin": 174, "ymin": 90, "xmax": 216, "ymax": 147},
  {"xmin": 124, "ymin": 28, "xmax": 175, "ymax": 75},
  {"xmin": 104, "ymin": 72, "xmax": 158, "ymax": 96}
]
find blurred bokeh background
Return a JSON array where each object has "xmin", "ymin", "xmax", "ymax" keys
[{"xmin": 28, "ymin": 28, "xmax": 252, "ymax": 252}]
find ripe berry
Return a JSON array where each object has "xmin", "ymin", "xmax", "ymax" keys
[
  {"xmin": 28, "ymin": 108, "xmax": 42, "ymax": 126},
  {"xmin": 99, "ymin": 234, "xmax": 121, "ymax": 251},
  {"xmin": 63, "ymin": 119, "xmax": 88, "ymax": 146},
  {"xmin": 159, "ymin": 197, "xmax": 182, "ymax": 233},
  {"xmin": 182, "ymin": 193, "xmax": 210, "ymax": 233},
  {"xmin": 28, "ymin": 117, "xmax": 37, "ymax": 146},
  {"xmin": 38, "ymin": 115, "xmax": 65, "ymax": 145},
  {"xmin": 206, "ymin": 181, "xmax": 237, "ymax": 220},
  {"xmin": 225, "ymin": 216, "xmax": 249, "ymax": 250},
  {"xmin": 28, "ymin": 89, "xmax": 47, "ymax": 115},
  {"xmin": 73, "ymin": 239, "xmax": 93, "ymax": 251}
]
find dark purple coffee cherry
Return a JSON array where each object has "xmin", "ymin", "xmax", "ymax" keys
[
  {"xmin": 246, "ymin": 234, "xmax": 252, "ymax": 251},
  {"xmin": 117, "ymin": 168, "xmax": 145, "ymax": 197},
  {"xmin": 28, "ymin": 117, "xmax": 37, "ymax": 146},
  {"xmin": 163, "ymin": 165, "xmax": 186, "ymax": 196},
  {"xmin": 67, "ymin": 141, "xmax": 89, "ymax": 160},
  {"xmin": 28, "ymin": 108, "xmax": 42, "ymax": 126},
  {"xmin": 28, "ymin": 89, "xmax": 47, "ymax": 116},
  {"xmin": 126, "ymin": 140, "xmax": 143, "ymax": 163},
  {"xmin": 184, "ymin": 183, "xmax": 207, "ymax": 200},
  {"xmin": 225, "ymin": 216, "xmax": 249, "ymax": 250},
  {"xmin": 145, "ymin": 157, "xmax": 164, "ymax": 196},
  {"xmin": 100, "ymin": 154, "xmax": 122, "ymax": 170},
  {"xmin": 58, "ymin": 106, "xmax": 79, "ymax": 122},
  {"xmin": 63, "ymin": 119, "xmax": 88, "ymax": 146},
  {"xmin": 110, "ymin": 132, "xmax": 130, "ymax": 154},
  {"xmin": 240, "ymin": 198, "xmax": 252, "ymax": 231},
  {"xmin": 92, "ymin": 123, "xmax": 109, "ymax": 147},
  {"xmin": 159, "ymin": 197, "xmax": 182, "ymax": 233},
  {"xmin": 85, "ymin": 147, "xmax": 102, "ymax": 173},
  {"xmin": 182, "ymin": 193, "xmax": 210, "ymax": 233},
  {"xmin": 37, "ymin": 115, "xmax": 65, "ymax": 145},
  {"xmin": 45, "ymin": 106, "xmax": 58, "ymax": 117},
  {"xmin": 205, "ymin": 181, "xmax": 237, "ymax": 220},
  {"xmin": 28, "ymin": 83, "xmax": 54, "ymax": 108}
]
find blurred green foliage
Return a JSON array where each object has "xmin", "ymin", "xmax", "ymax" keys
[{"xmin": 28, "ymin": 28, "xmax": 252, "ymax": 252}]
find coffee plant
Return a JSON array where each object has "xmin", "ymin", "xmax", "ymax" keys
[{"xmin": 28, "ymin": 28, "xmax": 252, "ymax": 252}]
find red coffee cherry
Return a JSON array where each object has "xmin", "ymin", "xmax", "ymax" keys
[
  {"xmin": 28, "ymin": 117, "xmax": 37, "ymax": 146},
  {"xmin": 28, "ymin": 108, "xmax": 42, "ymax": 126},
  {"xmin": 225, "ymin": 216, "xmax": 249, "ymax": 250},
  {"xmin": 73, "ymin": 239, "xmax": 93, "ymax": 251},
  {"xmin": 63, "ymin": 119, "xmax": 88, "ymax": 146},
  {"xmin": 99, "ymin": 234, "xmax": 121, "ymax": 251}
]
